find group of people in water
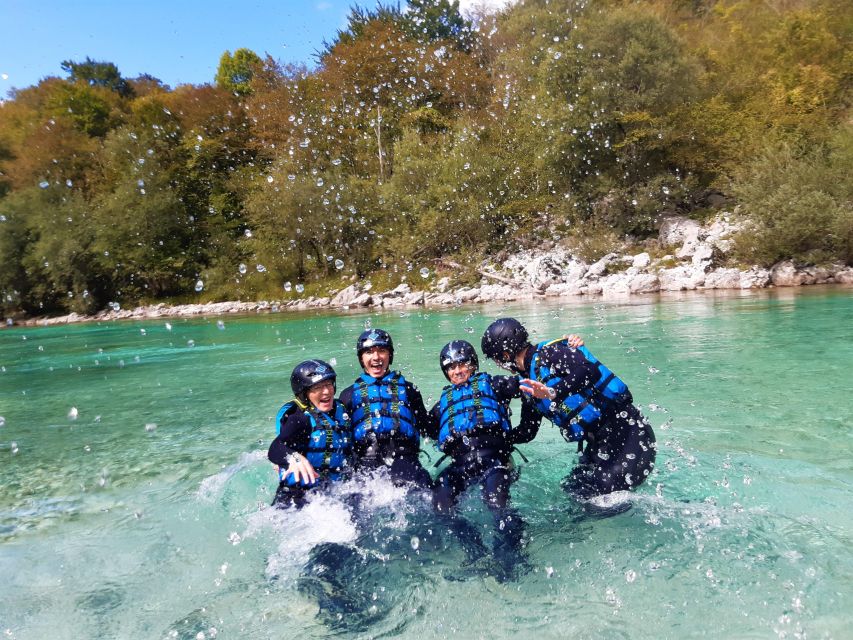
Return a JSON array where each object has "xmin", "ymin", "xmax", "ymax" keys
[{"xmin": 267, "ymin": 317, "xmax": 657, "ymax": 523}]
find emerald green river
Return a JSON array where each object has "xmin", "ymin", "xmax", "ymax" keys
[{"xmin": 1, "ymin": 288, "xmax": 851, "ymax": 638}]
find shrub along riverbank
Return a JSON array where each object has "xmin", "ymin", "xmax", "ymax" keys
[{"xmin": 1, "ymin": 0, "xmax": 850, "ymax": 320}]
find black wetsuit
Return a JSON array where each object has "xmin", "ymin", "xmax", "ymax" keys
[
  {"xmin": 339, "ymin": 378, "xmax": 432, "ymax": 489},
  {"xmin": 268, "ymin": 409, "xmax": 352, "ymax": 507},
  {"xmin": 426, "ymin": 375, "xmax": 538, "ymax": 513},
  {"xmin": 521, "ymin": 342, "xmax": 656, "ymax": 498}
]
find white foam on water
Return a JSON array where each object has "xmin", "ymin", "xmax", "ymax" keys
[{"xmin": 195, "ymin": 450, "xmax": 267, "ymax": 502}]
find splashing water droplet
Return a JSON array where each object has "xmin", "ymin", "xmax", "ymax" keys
[
  {"xmin": 626, "ymin": 569, "xmax": 637, "ymax": 583},
  {"xmin": 266, "ymin": 175, "xmax": 274, "ymax": 183},
  {"xmin": 256, "ymin": 264, "xmax": 266, "ymax": 273},
  {"xmin": 11, "ymin": 441, "xmax": 19, "ymax": 454},
  {"xmin": 195, "ymin": 280, "xmax": 204, "ymax": 292},
  {"xmin": 68, "ymin": 407, "xmax": 79, "ymax": 421},
  {"xmin": 39, "ymin": 180, "xmax": 49, "ymax": 189},
  {"xmin": 217, "ymin": 320, "xmax": 225, "ymax": 330},
  {"xmin": 283, "ymin": 281, "xmax": 292, "ymax": 292},
  {"xmin": 295, "ymin": 284, "xmax": 305, "ymax": 294},
  {"xmin": 165, "ymin": 322, "xmax": 172, "ymax": 331},
  {"xmin": 145, "ymin": 423, "xmax": 157, "ymax": 432},
  {"xmin": 334, "ymin": 259, "xmax": 344, "ymax": 270},
  {"xmin": 238, "ymin": 263, "xmax": 247, "ymax": 274},
  {"xmin": 244, "ymin": 229, "xmax": 253, "ymax": 238},
  {"xmin": 0, "ymin": 416, "xmax": 5, "ymax": 427},
  {"xmin": 420, "ymin": 267, "xmax": 430, "ymax": 278},
  {"xmin": 545, "ymin": 566, "xmax": 555, "ymax": 578},
  {"xmin": 410, "ymin": 536, "xmax": 420, "ymax": 550},
  {"xmin": 187, "ymin": 339, "xmax": 195, "ymax": 347}
]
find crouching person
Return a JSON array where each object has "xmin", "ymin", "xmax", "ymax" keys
[{"xmin": 268, "ymin": 359, "xmax": 353, "ymax": 508}]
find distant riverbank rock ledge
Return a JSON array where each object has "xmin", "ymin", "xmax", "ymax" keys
[{"xmin": 11, "ymin": 213, "xmax": 853, "ymax": 327}]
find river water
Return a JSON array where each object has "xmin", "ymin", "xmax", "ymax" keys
[{"xmin": 1, "ymin": 287, "xmax": 851, "ymax": 639}]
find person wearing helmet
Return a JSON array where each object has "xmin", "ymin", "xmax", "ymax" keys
[
  {"xmin": 481, "ymin": 317, "xmax": 656, "ymax": 499},
  {"xmin": 425, "ymin": 340, "xmax": 532, "ymax": 514},
  {"xmin": 338, "ymin": 328, "xmax": 432, "ymax": 488},
  {"xmin": 423, "ymin": 339, "xmax": 539, "ymax": 580},
  {"xmin": 267, "ymin": 359, "xmax": 354, "ymax": 507}
]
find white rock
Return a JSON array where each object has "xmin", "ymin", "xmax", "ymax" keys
[
  {"xmin": 628, "ymin": 273, "xmax": 660, "ymax": 293},
  {"xmin": 704, "ymin": 268, "xmax": 742, "ymax": 289},
  {"xmin": 659, "ymin": 216, "xmax": 701, "ymax": 246},
  {"xmin": 740, "ymin": 267, "xmax": 771, "ymax": 288},
  {"xmin": 632, "ymin": 252, "xmax": 651, "ymax": 269}
]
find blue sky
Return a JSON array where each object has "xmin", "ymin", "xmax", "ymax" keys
[{"xmin": 1, "ymin": 0, "xmax": 510, "ymax": 96}]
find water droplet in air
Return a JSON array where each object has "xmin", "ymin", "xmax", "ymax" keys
[
  {"xmin": 420, "ymin": 267, "xmax": 430, "ymax": 278},
  {"xmin": 256, "ymin": 264, "xmax": 267, "ymax": 273},
  {"xmin": 334, "ymin": 259, "xmax": 344, "ymax": 270},
  {"xmin": 217, "ymin": 320, "xmax": 225, "ymax": 330},
  {"xmin": 68, "ymin": 407, "xmax": 79, "ymax": 421},
  {"xmin": 187, "ymin": 339, "xmax": 195, "ymax": 348},
  {"xmin": 65, "ymin": 179, "xmax": 73, "ymax": 187},
  {"xmin": 145, "ymin": 423, "xmax": 157, "ymax": 432},
  {"xmin": 195, "ymin": 280, "xmax": 204, "ymax": 292},
  {"xmin": 238, "ymin": 263, "xmax": 247, "ymax": 274},
  {"xmin": 0, "ymin": 416, "xmax": 5, "ymax": 427},
  {"xmin": 283, "ymin": 281, "xmax": 292, "ymax": 292},
  {"xmin": 316, "ymin": 178, "xmax": 324, "ymax": 187},
  {"xmin": 11, "ymin": 441, "xmax": 18, "ymax": 454},
  {"xmin": 165, "ymin": 322, "xmax": 172, "ymax": 331},
  {"xmin": 39, "ymin": 181, "xmax": 49, "ymax": 189},
  {"xmin": 295, "ymin": 284, "xmax": 305, "ymax": 294},
  {"xmin": 266, "ymin": 175, "xmax": 274, "ymax": 183},
  {"xmin": 626, "ymin": 569, "xmax": 637, "ymax": 582},
  {"xmin": 244, "ymin": 229, "xmax": 253, "ymax": 238},
  {"xmin": 410, "ymin": 536, "xmax": 420, "ymax": 550},
  {"xmin": 545, "ymin": 566, "xmax": 555, "ymax": 578}
]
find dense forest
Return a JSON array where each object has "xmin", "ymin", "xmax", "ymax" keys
[{"xmin": 0, "ymin": 0, "xmax": 850, "ymax": 317}]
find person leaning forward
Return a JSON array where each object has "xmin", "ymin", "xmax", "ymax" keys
[
  {"xmin": 481, "ymin": 318, "xmax": 656, "ymax": 499},
  {"xmin": 338, "ymin": 328, "xmax": 432, "ymax": 489}
]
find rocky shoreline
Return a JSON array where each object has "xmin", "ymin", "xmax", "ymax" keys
[{"xmin": 10, "ymin": 214, "xmax": 853, "ymax": 327}]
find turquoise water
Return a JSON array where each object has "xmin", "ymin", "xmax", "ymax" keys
[{"xmin": 1, "ymin": 288, "xmax": 851, "ymax": 639}]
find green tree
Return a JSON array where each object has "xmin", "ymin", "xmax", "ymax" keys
[
  {"xmin": 215, "ymin": 48, "xmax": 263, "ymax": 95},
  {"xmin": 61, "ymin": 57, "xmax": 133, "ymax": 97}
]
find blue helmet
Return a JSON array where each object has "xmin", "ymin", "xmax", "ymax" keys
[
  {"xmin": 439, "ymin": 340, "xmax": 479, "ymax": 380},
  {"xmin": 290, "ymin": 359, "xmax": 336, "ymax": 399},
  {"xmin": 356, "ymin": 328, "xmax": 394, "ymax": 367},
  {"xmin": 481, "ymin": 318, "xmax": 529, "ymax": 366}
]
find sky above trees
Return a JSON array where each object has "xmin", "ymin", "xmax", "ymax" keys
[{"xmin": 1, "ymin": 0, "xmax": 514, "ymax": 95}]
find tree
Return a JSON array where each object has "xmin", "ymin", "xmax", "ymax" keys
[
  {"xmin": 215, "ymin": 48, "xmax": 263, "ymax": 95},
  {"xmin": 61, "ymin": 57, "xmax": 133, "ymax": 97},
  {"xmin": 405, "ymin": 0, "xmax": 473, "ymax": 49}
]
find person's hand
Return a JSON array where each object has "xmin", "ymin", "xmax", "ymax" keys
[
  {"xmin": 520, "ymin": 378, "xmax": 556, "ymax": 400},
  {"xmin": 563, "ymin": 334, "xmax": 584, "ymax": 348},
  {"xmin": 283, "ymin": 453, "xmax": 317, "ymax": 485}
]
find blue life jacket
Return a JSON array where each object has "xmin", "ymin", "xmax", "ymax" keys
[
  {"xmin": 275, "ymin": 399, "xmax": 353, "ymax": 487},
  {"xmin": 350, "ymin": 371, "xmax": 419, "ymax": 445},
  {"xmin": 437, "ymin": 372, "xmax": 511, "ymax": 452},
  {"xmin": 529, "ymin": 339, "xmax": 631, "ymax": 442}
]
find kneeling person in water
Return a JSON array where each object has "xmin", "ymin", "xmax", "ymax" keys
[
  {"xmin": 339, "ymin": 329, "xmax": 432, "ymax": 488},
  {"xmin": 268, "ymin": 360, "xmax": 353, "ymax": 507},
  {"xmin": 481, "ymin": 318, "xmax": 656, "ymax": 499}
]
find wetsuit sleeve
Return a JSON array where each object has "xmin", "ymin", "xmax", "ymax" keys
[
  {"xmin": 510, "ymin": 395, "xmax": 543, "ymax": 445},
  {"xmin": 338, "ymin": 385, "xmax": 354, "ymax": 412},
  {"xmin": 268, "ymin": 412, "xmax": 312, "ymax": 466},
  {"xmin": 423, "ymin": 402, "xmax": 441, "ymax": 441},
  {"xmin": 491, "ymin": 374, "xmax": 522, "ymax": 401},
  {"xmin": 405, "ymin": 381, "xmax": 432, "ymax": 438}
]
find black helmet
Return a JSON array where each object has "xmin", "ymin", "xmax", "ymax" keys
[
  {"xmin": 290, "ymin": 359, "xmax": 337, "ymax": 399},
  {"xmin": 481, "ymin": 318, "xmax": 530, "ymax": 365},
  {"xmin": 356, "ymin": 328, "xmax": 394, "ymax": 367},
  {"xmin": 439, "ymin": 340, "xmax": 479, "ymax": 380}
]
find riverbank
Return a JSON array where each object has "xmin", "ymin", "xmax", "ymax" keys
[{"xmin": 9, "ymin": 214, "xmax": 853, "ymax": 327}]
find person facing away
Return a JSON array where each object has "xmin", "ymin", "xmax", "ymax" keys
[
  {"xmin": 481, "ymin": 317, "xmax": 656, "ymax": 499},
  {"xmin": 268, "ymin": 359, "xmax": 353, "ymax": 508},
  {"xmin": 338, "ymin": 328, "xmax": 432, "ymax": 489},
  {"xmin": 425, "ymin": 339, "xmax": 538, "ymax": 515}
]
